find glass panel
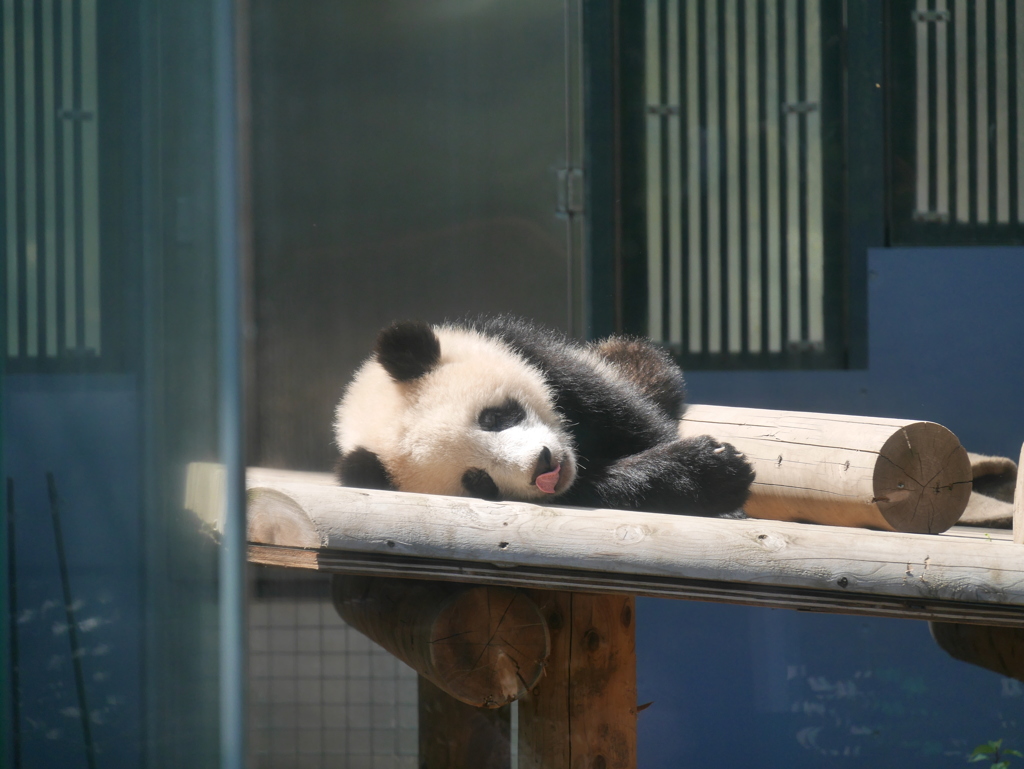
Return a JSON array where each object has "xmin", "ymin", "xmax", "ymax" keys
[
  {"xmin": 245, "ymin": 1, "xmax": 576, "ymax": 765},
  {"xmin": 2, "ymin": 0, "xmax": 242, "ymax": 766}
]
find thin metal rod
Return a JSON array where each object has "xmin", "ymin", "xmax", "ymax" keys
[
  {"xmin": 45, "ymin": 472, "xmax": 96, "ymax": 769},
  {"xmin": 764, "ymin": 0, "xmax": 782, "ymax": 352},
  {"xmin": 80, "ymin": 0, "xmax": 99, "ymax": 352},
  {"xmin": 994, "ymin": 0, "xmax": 1009, "ymax": 223},
  {"xmin": 22, "ymin": 0, "xmax": 38, "ymax": 358},
  {"xmin": 706, "ymin": 0, "xmax": 722, "ymax": 353},
  {"xmin": 744, "ymin": 0, "xmax": 762, "ymax": 353},
  {"xmin": 686, "ymin": 0, "xmax": 701, "ymax": 352},
  {"xmin": 915, "ymin": 0, "xmax": 930, "ymax": 215},
  {"xmin": 4, "ymin": 0, "xmax": 19, "ymax": 356},
  {"xmin": 645, "ymin": 0, "xmax": 663, "ymax": 340},
  {"xmin": 667, "ymin": 0, "xmax": 683, "ymax": 345},
  {"xmin": 784, "ymin": 0, "xmax": 801, "ymax": 346},
  {"xmin": 42, "ymin": 0, "xmax": 57, "ymax": 357},
  {"xmin": 725, "ymin": 0, "xmax": 741, "ymax": 353},
  {"xmin": 975, "ymin": 0, "xmax": 989, "ymax": 223},
  {"xmin": 935, "ymin": 0, "xmax": 949, "ymax": 216},
  {"xmin": 805, "ymin": 0, "xmax": 824, "ymax": 344},
  {"xmin": 955, "ymin": 0, "xmax": 969, "ymax": 221}
]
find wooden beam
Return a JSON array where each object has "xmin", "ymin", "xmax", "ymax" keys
[
  {"xmin": 250, "ymin": 542, "xmax": 1024, "ymax": 628},
  {"xmin": 331, "ymin": 575, "xmax": 549, "ymax": 708},
  {"xmin": 680, "ymin": 405, "xmax": 972, "ymax": 533},
  {"xmin": 929, "ymin": 622, "xmax": 1024, "ymax": 682},
  {"xmin": 518, "ymin": 591, "xmax": 637, "ymax": 769},
  {"xmin": 243, "ymin": 481, "xmax": 1024, "ymax": 622},
  {"xmin": 1014, "ymin": 442, "xmax": 1024, "ymax": 545}
]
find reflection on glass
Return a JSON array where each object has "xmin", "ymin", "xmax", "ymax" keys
[{"xmin": 3, "ymin": 1, "xmax": 241, "ymax": 766}]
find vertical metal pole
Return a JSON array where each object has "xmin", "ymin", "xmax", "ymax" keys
[
  {"xmin": 645, "ymin": 0, "xmax": 663, "ymax": 341},
  {"xmin": 45, "ymin": 473, "xmax": 96, "ymax": 769},
  {"xmin": 213, "ymin": 0, "xmax": 245, "ymax": 766},
  {"xmin": 935, "ymin": 0, "xmax": 949, "ymax": 218}
]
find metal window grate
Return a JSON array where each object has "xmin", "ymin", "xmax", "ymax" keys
[
  {"xmin": 3, "ymin": 0, "xmax": 101, "ymax": 363},
  {"xmin": 644, "ymin": 0, "xmax": 832, "ymax": 359},
  {"xmin": 912, "ymin": 0, "xmax": 1024, "ymax": 226}
]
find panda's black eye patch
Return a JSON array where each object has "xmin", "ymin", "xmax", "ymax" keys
[{"xmin": 477, "ymin": 399, "xmax": 526, "ymax": 432}]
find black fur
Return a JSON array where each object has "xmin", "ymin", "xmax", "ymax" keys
[
  {"xmin": 376, "ymin": 320, "xmax": 441, "ymax": 382},
  {"xmin": 461, "ymin": 468, "xmax": 501, "ymax": 501},
  {"xmin": 337, "ymin": 447, "xmax": 395, "ymax": 490},
  {"xmin": 467, "ymin": 316, "xmax": 755, "ymax": 517}
]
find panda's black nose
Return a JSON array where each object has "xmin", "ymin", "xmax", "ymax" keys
[{"xmin": 535, "ymin": 447, "xmax": 554, "ymax": 475}]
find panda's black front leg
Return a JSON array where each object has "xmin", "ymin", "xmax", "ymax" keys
[
  {"xmin": 580, "ymin": 436, "xmax": 755, "ymax": 516},
  {"xmin": 336, "ymin": 447, "xmax": 395, "ymax": 491}
]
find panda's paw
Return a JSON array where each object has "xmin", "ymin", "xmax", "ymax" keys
[{"xmin": 675, "ymin": 435, "xmax": 755, "ymax": 516}]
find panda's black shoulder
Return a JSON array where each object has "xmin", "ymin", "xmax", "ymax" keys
[
  {"xmin": 465, "ymin": 315, "xmax": 580, "ymax": 380},
  {"xmin": 466, "ymin": 315, "xmax": 565, "ymax": 352}
]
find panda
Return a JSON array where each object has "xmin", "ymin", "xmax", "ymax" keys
[{"xmin": 334, "ymin": 316, "xmax": 754, "ymax": 517}]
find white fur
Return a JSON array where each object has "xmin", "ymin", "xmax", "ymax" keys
[{"xmin": 335, "ymin": 325, "xmax": 577, "ymax": 500}]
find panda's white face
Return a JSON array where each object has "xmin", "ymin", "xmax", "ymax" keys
[{"xmin": 335, "ymin": 324, "xmax": 578, "ymax": 502}]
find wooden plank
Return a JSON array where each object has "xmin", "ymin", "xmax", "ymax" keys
[
  {"xmin": 1014, "ymin": 443, "xmax": 1024, "ymax": 545},
  {"xmin": 518, "ymin": 591, "xmax": 637, "ymax": 769},
  {"xmin": 243, "ymin": 482, "xmax": 1024, "ymax": 609},
  {"xmin": 930, "ymin": 622, "xmax": 1024, "ymax": 682},
  {"xmin": 248, "ymin": 544, "xmax": 1024, "ymax": 628},
  {"xmin": 679, "ymin": 405, "xmax": 972, "ymax": 532}
]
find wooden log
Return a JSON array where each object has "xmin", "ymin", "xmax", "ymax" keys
[
  {"xmin": 418, "ymin": 676, "xmax": 511, "ymax": 769},
  {"xmin": 330, "ymin": 575, "xmax": 549, "ymax": 708},
  {"xmin": 1014, "ymin": 443, "xmax": 1024, "ymax": 545},
  {"xmin": 679, "ymin": 404, "xmax": 972, "ymax": 533},
  {"xmin": 243, "ymin": 480, "xmax": 1024, "ymax": 626},
  {"xmin": 929, "ymin": 622, "xmax": 1024, "ymax": 682},
  {"xmin": 518, "ymin": 591, "xmax": 637, "ymax": 769}
]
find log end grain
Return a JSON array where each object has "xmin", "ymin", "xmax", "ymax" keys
[
  {"xmin": 246, "ymin": 487, "xmax": 324, "ymax": 548},
  {"xmin": 430, "ymin": 587, "xmax": 550, "ymax": 708},
  {"xmin": 874, "ymin": 422, "xmax": 972, "ymax": 534},
  {"xmin": 332, "ymin": 576, "xmax": 549, "ymax": 708}
]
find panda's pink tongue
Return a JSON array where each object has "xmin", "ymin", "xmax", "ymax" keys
[{"xmin": 535, "ymin": 464, "xmax": 561, "ymax": 494}]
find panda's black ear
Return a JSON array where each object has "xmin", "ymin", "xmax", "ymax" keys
[{"xmin": 375, "ymin": 321, "xmax": 441, "ymax": 382}]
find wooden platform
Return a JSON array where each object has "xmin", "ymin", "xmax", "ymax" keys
[{"xmin": 238, "ymin": 467, "xmax": 1024, "ymax": 628}]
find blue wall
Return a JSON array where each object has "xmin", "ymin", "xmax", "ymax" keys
[
  {"xmin": 686, "ymin": 247, "xmax": 1024, "ymax": 457},
  {"xmin": 4, "ymin": 375, "xmax": 142, "ymax": 769},
  {"xmin": 638, "ymin": 247, "xmax": 1024, "ymax": 767}
]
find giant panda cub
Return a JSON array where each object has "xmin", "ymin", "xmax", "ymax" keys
[{"xmin": 334, "ymin": 316, "xmax": 754, "ymax": 516}]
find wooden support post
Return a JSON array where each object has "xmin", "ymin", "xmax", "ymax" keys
[
  {"xmin": 680, "ymin": 404, "xmax": 973, "ymax": 532},
  {"xmin": 331, "ymin": 575, "xmax": 549, "ymax": 708},
  {"xmin": 418, "ymin": 676, "xmax": 511, "ymax": 769},
  {"xmin": 518, "ymin": 591, "xmax": 637, "ymax": 769},
  {"xmin": 929, "ymin": 622, "xmax": 1024, "ymax": 682},
  {"xmin": 1013, "ymin": 443, "xmax": 1024, "ymax": 545}
]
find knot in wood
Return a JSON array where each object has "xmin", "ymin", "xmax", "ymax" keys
[
  {"xmin": 753, "ymin": 531, "xmax": 787, "ymax": 552},
  {"xmin": 614, "ymin": 524, "xmax": 650, "ymax": 544}
]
